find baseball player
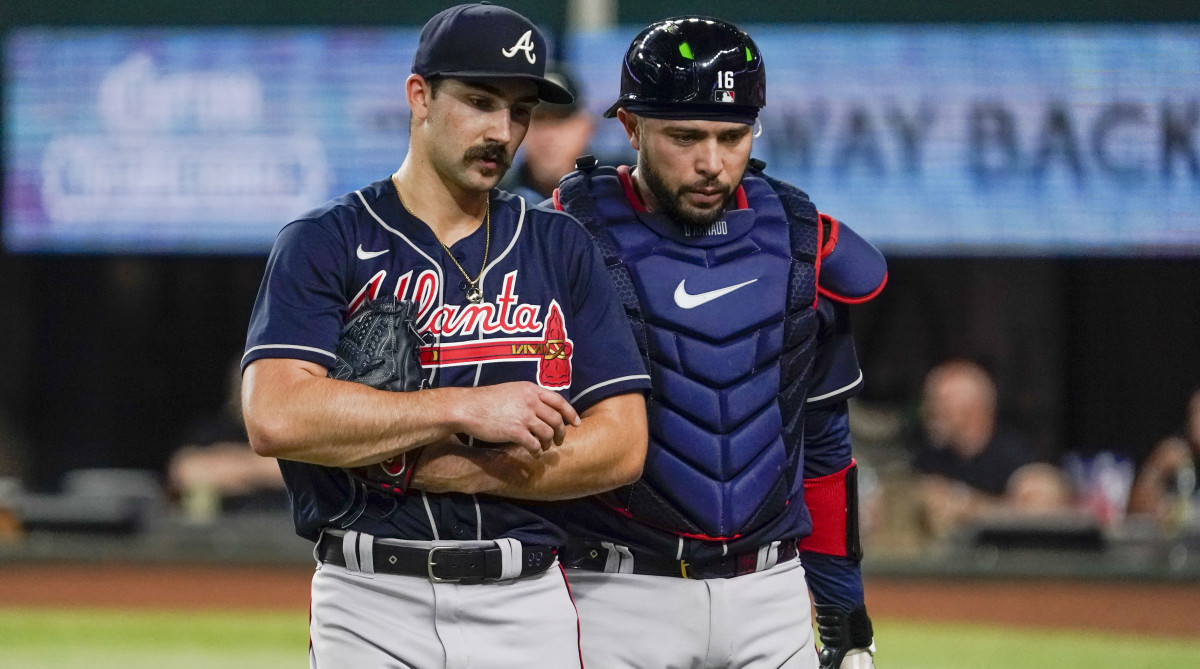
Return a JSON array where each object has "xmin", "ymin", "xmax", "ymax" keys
[
  {"xmin": 548, "ymin": 17, "xmax": 886, "ymax": 669},
  {"xmin": 240, "ymin": 5, "xmax": 650, "ymax": 668}
]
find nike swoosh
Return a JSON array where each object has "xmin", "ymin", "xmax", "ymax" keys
[
  {"xmin": 356, "ymin": 245, "xmax": 390, "ymax": 260},
  {"xmin": 673, "ymin": 278, "xmax": 758, "ymax": 309}
]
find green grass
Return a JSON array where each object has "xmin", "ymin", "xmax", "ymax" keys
[
  {"xmin": 0, "ymin": 608, "xmax": 308, "ymax": 669},
  {"xmin": 1, "ymin": 609, "xmax": 1198, "ymax": 669},
  {"xmin": 874, "ymin": 620, "xmax": 1200, "ymax": 669}
]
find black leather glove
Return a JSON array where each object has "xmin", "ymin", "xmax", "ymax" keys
[
  {"xmin": 815, "ymin": 604, "xmax": 876, "ymax": 669},
  {"xmin": 329, "ymin": 296, "xmax": 427, "ymax": 495},
  {"xmin": 329, "ymin": 296, "xmax": 426, "ymax": 393}
]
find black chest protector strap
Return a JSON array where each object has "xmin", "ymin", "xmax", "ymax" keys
[{"xmin": 746, "ymin": 161, "xmax": 822, "ymax": 439}]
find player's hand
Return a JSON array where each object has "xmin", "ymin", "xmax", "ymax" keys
[
  {"xmin": 454, "ymin": 382, "xmax": 580, "ymax": 455},
  {"xmin": 827, "ymin": 648, "xmax": 875, "ymax": 669},
  {"xmin": 409, "ymin": 435, "xmax": 543, "ymax": 495},
  {"xmin": 816, "ymin": 605, "xmax": 875, "ymax": 669}
]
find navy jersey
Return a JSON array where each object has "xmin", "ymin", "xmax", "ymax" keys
[{"xmin": 243, "ymin": 177, "xmax": 651, "ymax": 544}]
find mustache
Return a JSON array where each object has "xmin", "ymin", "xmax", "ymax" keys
[
  {"xmin": 678, "ymin": 178, "xmax": 731, "ymax": 198},
  {"xmin": 463, "ymin": 142, "xmax": 511, "ymax": 169}
]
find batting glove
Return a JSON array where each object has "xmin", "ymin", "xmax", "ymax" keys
[{"xmin": 816, "ymin": 604, "xmax": 876, "ymax": 669}]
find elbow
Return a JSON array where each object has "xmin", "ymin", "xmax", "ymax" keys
[
  {"xmin": 613, "ymin": 417, "xmax": 648, "ymax": 487},
  {"xmin": 242, "ymin": 398, "xmax": 296, "ymax": 459},
  {"xmin": 244, "ymin": 413, "xmax": 287, "ymax": 459},
  {"xmin": 240, "ymin": 360, "xmax": 312, "ymax": 460},
  {"xmin": 614, "ymin": 456, "xmax": 644, "ymax": 488}
]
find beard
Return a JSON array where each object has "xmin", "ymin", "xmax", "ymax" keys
[{"xmin": 638, "ymin": 157, "xmax": 732, "ymax": 228}]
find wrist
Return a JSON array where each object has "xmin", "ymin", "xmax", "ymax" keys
[
  {"xmin": 815, "ymin": 604, "xmax": 874, "ymax": 669},
  {"xmin": 425, "ymin": 387, "xmax": 470, "ymax": 435},
  {"xmin": 409, "ymin": 441, "xmax": 483, "ymax": 494}
]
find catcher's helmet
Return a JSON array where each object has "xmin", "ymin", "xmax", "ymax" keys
[{"xmin": 604, "ymin": 16, "xmax": 765, "ymax": 123}]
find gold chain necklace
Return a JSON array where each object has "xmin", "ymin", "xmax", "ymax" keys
[{"xmin": 392, "ymin": 175, "xmax": 491, "ymax": 304}]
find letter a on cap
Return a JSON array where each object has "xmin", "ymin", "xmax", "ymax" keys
[{"xmin": 502, "ymin": 30, "xmax": 537, "ymax": 64}]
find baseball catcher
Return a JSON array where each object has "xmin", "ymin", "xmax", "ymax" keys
[{"xmin": 549, "ymin": 16, "xmax": 883, "ymax": 669}]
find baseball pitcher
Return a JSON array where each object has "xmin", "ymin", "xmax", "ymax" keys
[{"xmin": 240, "ymin": 5, "xmax": 650, "ymax": 668}]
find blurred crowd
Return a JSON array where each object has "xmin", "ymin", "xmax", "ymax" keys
[{"xmin": 855, "ymin": 358, "xmax": 1199, "ymax": 555}]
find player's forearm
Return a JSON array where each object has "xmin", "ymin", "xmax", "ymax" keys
[
  {"xmin": 801, "ymin": 551, "xmax": 866, "ymax": 611},
  {"xmin": 412, "ymin": 392, "xmax": 648, "ymax": 501},
  {"xmin": 243, "ymin": 358, "xmax": 466, "ymax": 468}
]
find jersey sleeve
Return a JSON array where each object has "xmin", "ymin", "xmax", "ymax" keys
[
  {"xmin": 803, "ymin": 402, "xmax": 853, "ymax": 479},
  {"xmin": 800, "ymin": 402, "xmax": 866, "ymax": 611},
  {"xmin": 242, "ymin": 219, "xmax": 349, "ymax": 371},
  {"xmin": 802, "ymin": 551, "xmax": 866, "ymax": 612},
  {"xmin": 560, "ymin": 222, "xmax": 651, "ymax": 413},
  {"xmin": 807, "ymin": 298, "xmax": 864, "ymax": 408}
]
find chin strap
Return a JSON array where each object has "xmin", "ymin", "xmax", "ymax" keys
[{"xmin": 816, "ymin": 604, "xmax": 875, "ymax": 669}]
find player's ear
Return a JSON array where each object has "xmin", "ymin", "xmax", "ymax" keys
[
  {"xmin": 407, "ymin": 74, "xmax": 433, "ymax": 122},
  {"xmin": 617, "ymin": 108, "xmax": 641, "ymax": 151}
]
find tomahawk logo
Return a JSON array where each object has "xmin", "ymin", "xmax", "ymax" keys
[
  {"xmin": 420, "ymin": 300, "xmax": 572, "ymax": 389},
  {"xmin": 501, "ymin": 30, "xmax": 537, "ymax": 64}
]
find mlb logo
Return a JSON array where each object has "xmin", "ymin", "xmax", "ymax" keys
[{"xmin": 713, "ymin": 90, "xmax": 735, "ymax": 103}]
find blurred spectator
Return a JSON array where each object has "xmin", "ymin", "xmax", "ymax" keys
[
  {"xmin": 0, "ymin": 412, "xmax": 27, "ymax": 540},
  {"xmin": 499, "ymin": 66, "xmax": 596, "ymax": 201},
  {"xmin": 167, "ymin": 360, "xmax": 285, "ymax": 518},
  {"xmin": 1063, "ymin": 451, "xmax": 1135, "ymax": 529},
  {"xmin": 1128, "ymin": 388, "xmax": 1200, "ymax": 528},
  {"xmin": 912, "ymin": 359, "xmax": 1071, "ymax": 538}
]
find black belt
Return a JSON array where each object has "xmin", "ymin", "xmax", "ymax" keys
[
  {"xmin": 561, "ymin": 540, "xmax": 798, "ymax": 580},
  {"xmin": 317, "ymin": 533, "xmax": 558, "ymax": 584}
]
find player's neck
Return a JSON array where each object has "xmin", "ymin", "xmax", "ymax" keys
[
  {"xmin": 392, "ymin": 160, "xmax": 489, "ymax": 247},
  {"xmin": 626, "ymin": 166, "xmax": 656, "ymax": 213}
]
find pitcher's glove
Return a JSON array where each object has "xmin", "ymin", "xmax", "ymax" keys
[
  {"xmin": 329, "ymin": 295, "xmax": 428, "ymax": 495},
  {"xmin": 816, "ymin": 604, "xmax": 876, "ymax": 669},
  {"xmin": 330, "ymin": 295, "xmax": 426, "ymax": 392}
]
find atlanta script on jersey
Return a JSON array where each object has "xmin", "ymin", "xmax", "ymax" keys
[{"xmin": 243, "ymin": 178, "xmax": 650, "ymax": 545}]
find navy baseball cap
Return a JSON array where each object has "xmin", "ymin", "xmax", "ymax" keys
[{"xmin": 412, "ymin": 3, "xmax": 573, "ymax": 105}]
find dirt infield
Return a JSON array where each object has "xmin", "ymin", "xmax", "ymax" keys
[
  {"xmin": 867, "ymin": 577, "xmax": 1200, "ymax": 638},
  {"xmin": 0, "ymin": 564, "xmax": 314, "ymax": 611},
  {"xmin": 2, "ymin": 564, "xmax": 1198, "ymax": 638}
]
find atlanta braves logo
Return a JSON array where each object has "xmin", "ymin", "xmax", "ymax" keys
[
  {"xmin": 501, "ymin": 30, "xmax": 537, "ymax": 64},
  {"xmin": 346, "ymin": 269, "xmax": 571, "ymax": 388}
]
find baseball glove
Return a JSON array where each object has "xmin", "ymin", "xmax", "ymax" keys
[{"xmin": 329, "ymin": 295, "xmax": 428, "ymax": 495}]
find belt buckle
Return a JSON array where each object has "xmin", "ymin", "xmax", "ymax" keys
[{"xmin": 426, "ymin": 546, "xmax": 461, "ymax": 583}]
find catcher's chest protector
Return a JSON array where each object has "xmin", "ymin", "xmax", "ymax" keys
[{"xmin": 557, "ymin": 166, "xmax": 819, "ymax": 538}]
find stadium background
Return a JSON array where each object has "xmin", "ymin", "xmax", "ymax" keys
[
  {"xmin": 0, "ymin": 1, "xmax": 1198, "ymax": 665},
  {"xmin": 0, "ymin": 0, "xmax": 1197, "ymax": 488}
]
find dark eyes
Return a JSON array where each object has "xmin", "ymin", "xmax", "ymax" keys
[
  {"xmin": 670, "ymin": 132, "xmax": 747, "ymax": 144},
  {"xmin": 469, "ymin": 96, "xmax": 532, "ymax": 120}
]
